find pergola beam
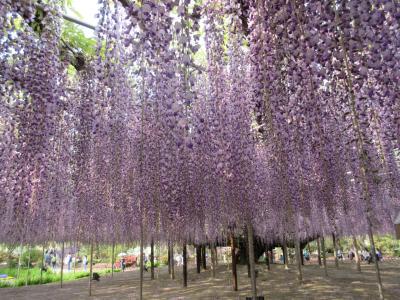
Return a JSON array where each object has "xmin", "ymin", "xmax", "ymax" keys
[{"xmin": 62, "ymin": 14, "xmax": 96, "ymax": 30}]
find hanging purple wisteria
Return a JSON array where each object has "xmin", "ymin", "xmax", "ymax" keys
[{"xmin": 0, "ymin": 0, "xmax": 398, "ymax": 259}]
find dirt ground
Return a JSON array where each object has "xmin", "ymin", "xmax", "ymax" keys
[{"xmin": 0, "ymin": 259, "xmax": 399, "ymax": 299}]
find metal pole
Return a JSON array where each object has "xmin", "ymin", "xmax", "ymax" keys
[
  {"xmin": 332, "ymin": 233, "xmax": 339, "ymax": 269},
  {"xmin": 321, "ymin": 236, "xmax": 328, "ymax": 277},
  {"xmin": 247, "ymin": 224, "xmax": 257, "ymax": 300},
  {"xmin": 40, "ymin": 245, "xmax": 45, "ymax": 284},
  {"xmin": 25, "ymin": 245, "xmax": 31, "ymax": 286},
  {"xmin": 183, "ymin": 243, "xmax": 187, "ymax": 287},
  {"xmin": 139, "ymin": 221, "xmax": 144, "ymax": 300},
  {"xmin": 317, "ymin": 238, "xmax": 322, "ymax": 266},
  {"xmin": 111, "ymin": 242, "xmax": 115, "ymax": 278},
  {"xmin": 62, "ymin": 14, "xmax": 96, "ymax": 30},
  {"xmin": 89, "ymin": 242, "xmax": 94, "ymax": 296},
  {"xmin": 60, "ymin": 242, "xmax": 65, "ymax": 288},
  {"xmin": 231, "ymin": 235, "xmax": 238, "ymax": 291},
  {"xmin": 150, "ymin": 239, "xmax": 155, "ymax": 280}
]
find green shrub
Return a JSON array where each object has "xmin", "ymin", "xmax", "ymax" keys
[
  {"xmin": 7, "ymin": 258, "xmax": 18, "ymax": 268},
  {"xmin": 20, "ymin": 249, "xmax": 43, "ymax": 267},
  {"xmin": 145, "ymin": 261, "xmax": 161, "ymax": 268},
  {"xmin": 0, "ymin": 266, "xmax": 118, "ymax": 288},
  {"xmin": 0, "ymin": 251, "xmax": 9, "ymax": 264},
  {"xmin": 160, "ymin": 254, "xmax": 169, "ymax": 265}
]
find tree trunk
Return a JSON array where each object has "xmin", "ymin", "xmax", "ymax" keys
[
  {"xmin": 183, "ymin": 243, "xmax": 187, "ymax": 287},
  {"xmin": 89, "ymin": 242, "xmax": 94, "ymax": 296},
  {"xmin": 266, "ymin": 250, "xmax": 270, "ymax": 271},
  {"xmin": 332, "ymin": 233, "xmax": 339, "ymax": 269},
  {"xmin": 295, "ymin": 240, "xmax": 303, "ymax": 283},
  {"xmin": 170, "ymin": 243, "xmax": 175, "ymax": 280},
  {"xmin": 352, "ymin": 235, "xmax": 361, "ymax": 273},
  {"xmin": 201, "ymin": 245, "xmax": 206, "ymax": 270},
  {"xmin": 150, "ymin": 239, "xmax": 155, "ymax": 280},
  {"xmin": 60, "ymin": 241, "xmax": 65, "ymax": 288},
  {"xmin": 168, "ymin": 242, "xmax": 171, "ymax": 275},
  {"xmin": 368, "ymin": 227, "xmax": 384, "ymax": 299},
  {"xmin": 247, "ymin": 224, "xmax": 257, "ymax": 300},
  {"xmin": 211, "ymin": 244, "xmax": 216, "ymax": 278},
  {"xmin": 321, "ymin": 236, "xmax": 328, "ymax": 277},
  {"xmin": 231, "ymin": 235, "xmax": 238, "ymax": 291},
  {"xmin": 196, "ymin": 246, "xmax": 201, "ymax": 273},
  {"xmin": 283, "ymin": 240, "xmax": 289, "ymax": 270},
  {"xmin": 317, "ymin": 238, "xmax": 322, "ymax": 266}
]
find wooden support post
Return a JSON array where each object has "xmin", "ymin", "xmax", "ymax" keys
[
  {"xmin": 183, "ymin": 243, "xmax": 187, "ymax": 287},
  {"xmin": 74, "ymin": 243, "xmax": 78, "ymax": 274},
  {"xmin": 283, "ymin": 240, "xmax": 289, "ymax": 270},
  {"xmin": 317, "ymin": 238, "xmax": 322, "ymax": 266},
  {"xmin": 40, "ymin": 245, "xmax": 45, "ymax": 284},
  {"xmin": 201, "ymin": 245, "xmax": 206, "ymax": 270},
  {"xmin": 89, "ymin": 242, "xmax": 94, "ymax": 296},
  {"xmin": 295, "ymin": 239, "xmax": 303, "ymax": 283},
  {"xmin": 321, "ymin": 236, "xmax": 328, "ymax": 277},
  {"xmin": 111, "ymin": 242, "xmax": 115, "ymax": 278},
  {"xmin": 352, "ymin": 235, "xmax": 361, "ymax": 273},
  {"xmin": 170, "ymin": 243, "xmax": 175, "ymax": 280},
  {"xmin": 231, "ymin": 235, "xmax": 238, "ymax": 291},
  {"xmin": 300, "ymin": 243, "xmax": 304, "ymax": 266},
  {"xmin": 245, "ymin": 228, "xmax": 250, "ymax": 278},
  {"xmin": 211, "ymin": 244, "xmax": 216, "ymax": 278},
  {"xmin": 196, "ymin": 245, "xmax": 201, "ymax": 273},
  {"xmin": 367, "ymin": 228, "xmax": 384, "ymax": 299},
  {"xmin": 17, "ymin": 244, "xmax": 22, "ymax": 281},
  {"xmin": 247, "ymin": 224, "xmax": 257, "ymax": 300},
  {"xmin": 150, "ymin": 239, "xmax": 155, "ymax": 280},
  {"xmin": 266, "ymin": 250, "xmax": 271, "ymax": 271},
  {"xmin": 214, "ymin": 245, "xmax": 218, "ymax": 266},
  {"xmin": 60, "ymin": 241, "xmax": 65, "ymax": 288},
  {"xmin": 139, "ymin": 223, "xmax": 144, "ymax": 300},
  {"xmin": 168, "ymin": 242, "xmax": 171, "ymax": 275},
  {"xmin": 26, "ymin": 245, "xmax": 31, "ymax": 286},
  {"xmin": 332, "ymin": 233, "xmax": 339, "ymax": 269}
]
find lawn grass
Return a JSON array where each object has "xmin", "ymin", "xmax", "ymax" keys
[{"xmin": 0, "ymin": 267, "xmax": 120, "ymax": 288}]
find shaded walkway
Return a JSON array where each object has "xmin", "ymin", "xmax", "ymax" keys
[{"xmin": 1, "ymin": 260, "xmax": 399, "ymax": 299}]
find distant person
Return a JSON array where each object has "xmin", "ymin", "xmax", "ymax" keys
[
  {"xmin": 144, "ymin": 254, "xmax": 148, "ymax": 272},
  {"xmin": 361, "ymin": 249, "xmax": 369, "ymax": 261},
  {"xmin": 120, "ymin": 257, "xmax": 126, "ymax": 272},
  {"xmin": 66, "ymin": 253, "xmax": 72, "ymax": 271},
  {"xmin": 348, "ymin": 250, "xmax": 355, "ymax": 260},
  {"xmin": 376, "ymin": 249, "xmax": 383, "ymax": 262},
  {"xmin": 51, "ymin": 254, "xmax": 57, "ymax": 271},
  {"xmin": 337, "ymin": 249, "xmax": 344, "ymax": 261},
  {"xmin": 83, "ymin": 255, "xmax": 88, "ymax": 271},
  {"xmin": 303, "ymin": 249, "xmax": 310, "ymax": 262},
  {"xmin": 44, "ymin": 250, "xmax": 51, "ymax": 267}
]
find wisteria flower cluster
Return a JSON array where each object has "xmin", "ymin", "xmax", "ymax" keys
[{"xmin": 0, "ymin": 0, "xmax": 399, "ymax": 247}]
